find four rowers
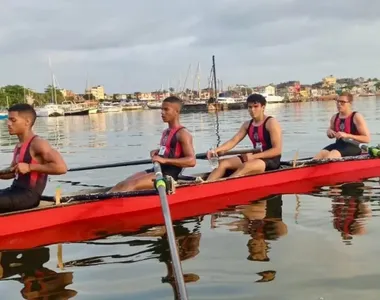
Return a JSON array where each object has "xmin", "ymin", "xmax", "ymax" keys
[{"xmin": 0, "ymin": 93, "xmax": 372, "ymax": 211}]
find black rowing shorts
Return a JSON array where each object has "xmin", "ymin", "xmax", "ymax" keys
[
  {"xmin": 0, "ymin": 186, "xmax": 40, "ymax": 214},
  {"xmin": 238, "ymin": 155, "xmax": 281, "ymax": 171},
  {"xmin": 323, "ymin": 141, "xmax": 362, "ymax": 157},
  {"xmin": 145, "ymin": 164, "xmax": 183, "ymax": 180}
]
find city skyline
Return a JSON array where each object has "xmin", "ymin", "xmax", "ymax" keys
[{"xmin": 1, "ymin": 0, "xmax": 380, "ymax": 94}]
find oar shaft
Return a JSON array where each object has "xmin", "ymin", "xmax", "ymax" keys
[
  {"xmin": 68, "ymin": 159, "xmax": 152, "ymax": 172},
  {"xmin": 67, "ymin": 148, "xmax": 258, "ymax": 172},
  {"xmin": 153, "ymin": 162, "xmax": 188, "ymax": 300}
]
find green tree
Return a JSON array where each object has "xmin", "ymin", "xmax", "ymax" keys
[
  {"xmin": 44, "ymin": 85, "xmax": 65, "ymax": 103},
  {"xmin": 0, "ymin": 85, "xmax": 26, "ymax": 106}
]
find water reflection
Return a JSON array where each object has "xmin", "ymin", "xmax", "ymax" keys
[
  {"xmin": 313, "ymin": 182, "xmax": 373, "ymax": 245},
  {"xmin": 0, "ymin": 247, "xmax": 77, "ymax": 299},
  {"xmin": 64, "ymin": 218, "xmax": 202, "ymax": 299},
  {"xmin": 212, "ymin": 195, "xmax": 287, "ymax": 283}
]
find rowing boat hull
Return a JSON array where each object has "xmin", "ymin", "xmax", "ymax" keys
[{"xmin": 0, "ymin": 156, "xmax": 380, "ymax": 250}]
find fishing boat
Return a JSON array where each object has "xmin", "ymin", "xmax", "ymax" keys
[
  {"xmin": 121, "ymin": 100, "xmax": 143, "ymax": 110},
  {"xmin": 60, "ymin": 101, "xmax": 90, "ymax": 116},
  {"xmin": 147, "ymin": 101, "xmax": 162, "ymax": 109},
  {"xmin": 99, "ymin": 101, "xmax": 123, "ymax": 113},
  {"xmin": 35, "ymin": 104, "xmax": 65, "ymax": 117},
  {"xmin": 0, "ymin": 151, "xmax": 380, "ymax": 250}
]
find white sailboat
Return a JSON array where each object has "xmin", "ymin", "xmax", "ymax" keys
[{"xmin": 35, "ymin": 58, "xmax": 65, "ymax": 117}]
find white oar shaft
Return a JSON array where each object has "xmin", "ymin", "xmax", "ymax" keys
[{"xmin": 153, "ymin": 162, "xmax": 188, "ymax": 300}]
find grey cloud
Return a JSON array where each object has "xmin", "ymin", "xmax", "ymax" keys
[{"xmin": 0, "ymin": 0, "xmax": 379, "ymax": 93}]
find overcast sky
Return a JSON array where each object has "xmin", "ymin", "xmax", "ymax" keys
[{"xmin": 0, "ymin": 0, "xmax": 379, "ymax": 94}]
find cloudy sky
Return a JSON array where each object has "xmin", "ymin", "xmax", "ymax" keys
[{"xmin": 0, "ymin": 0, "xmax": 379, "ymax": 94}]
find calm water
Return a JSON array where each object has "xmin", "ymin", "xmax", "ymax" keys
[{"xmin": 1, "ymin": 98, "xmax": 380, "ymax": 299}]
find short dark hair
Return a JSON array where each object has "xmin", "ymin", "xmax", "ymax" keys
[
  {"xmin": 163, "ymin": 96, "xmax": 183, "ymax": 109},
  {"xmin": 246, "ymin": 93, "xmax": 266, "ymax": 106},
  {"xmin": 8, "ymin": 103, "xmax": 37, "ymax": 126}
]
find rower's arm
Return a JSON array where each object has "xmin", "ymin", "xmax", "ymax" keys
[
  {"xmin": 162, "ymin": 130, "xmax": 196, "ymax": 168},
  {"xmin": 349, "ymin": 113, "xmax": 370, "ymax": 143},
  {"xmin": 215, "ymin": 122, "xmax": 249, "ymax": 154},
  {"xmin": 29, "ymin": 139, "xmax": 68, "ymax": 175},
  {"xmin": 251, "ymin": 118, "xmax": 282, "ymax": 159},
  {"xmin": 328, "ymin": 115, "xmax": 336, "ymax": 135},
  {"xmin": 328, "ymin": 115, "xmax": 335, "ymax": 130}
]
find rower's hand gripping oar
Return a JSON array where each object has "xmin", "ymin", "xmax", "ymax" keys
[
  {"xmin": 342, "ymin": 138, "xmax": 380, "ymax": 157},
  {"xmin": 153, "ymin": 162, "xmax": 189, "ymax": 300},
  {"xmin": 67, "ymin": 148, "xmax": 257, "ymax": 172}
]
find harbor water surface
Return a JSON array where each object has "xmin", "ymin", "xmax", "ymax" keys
[{"xmin": 1, "ymin": 98, "xmax": 380, "ymax": 299}]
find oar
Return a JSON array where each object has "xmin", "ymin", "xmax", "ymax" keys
[
  {"xmin": 153, "ymin": 162, "xmax": 188, "ymax": 300},
  {"xmin": 0, "ymin": 167, "xmax": 13, "ymax": 175},
  {"xmin": 342, "ymin": 138, "xmax": 380, "ymax": 157},
  {"xmin": 67, "ymin": 148, "xmax": 257, "ymax": 172}
]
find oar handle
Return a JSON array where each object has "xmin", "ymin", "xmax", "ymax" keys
[
  {"xmin": 0, "ymin": 167, "xmax": 13, "ymax": 175},
  {"xmin": 195, "ymin": 148, "xmax": 258, "ymax": 159},
  {"xmin": 220, "ymin": 148, "xmax": 260, "ymax": 157}
]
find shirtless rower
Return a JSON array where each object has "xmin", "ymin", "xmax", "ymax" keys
[
  {"xmin": 314, "ymin": 92, "xmax": 370, "ymax": 159},
  {"xmin": 206, "ymin": 93, "xmax": 282, "ymax": 181},
  {"xmin": 109, "ymin": 96, "xmax": 196, "ymax": 192},
  {"xmin": 0, "ymin": 104, "xmax": 67, "ymax": 213}
]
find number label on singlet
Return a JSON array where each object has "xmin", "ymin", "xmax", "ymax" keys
[{"xmin": 158, "ymin": 146, "xmax": 166, "ymax": 156}]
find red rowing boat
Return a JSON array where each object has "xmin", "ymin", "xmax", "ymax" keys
[{"xmin": 0, "ymin": 154, "xmax": 379, "ymax": 250}]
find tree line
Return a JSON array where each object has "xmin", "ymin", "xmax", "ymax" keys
[{"xmin": 0, "ymin": 85, "xmax": 67, "ymax": 108}]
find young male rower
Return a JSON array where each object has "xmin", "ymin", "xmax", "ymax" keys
[
  {"xmin": 314, "ymin": 92, "xmax": 370, "ymax": 159},
  {"xmin": 0, "ymin": 104, "xmax": 67, "ymax": 213},
  {"xmin": 206, "ymin": 93, "xmax": 282, "ymax": 181},
  {"xmin": 109, "ymin": 96, "xmax": 196, "ymax": 192}
]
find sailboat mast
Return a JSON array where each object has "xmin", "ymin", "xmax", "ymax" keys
[
  {"xmin": 48, "ymin": 57, "xmax": 57, "ymax": 104},
  {"xmin": 212, "ymin": 55, "xmax": 218, "ymax": 102},
  {"xmin": 197, "ymin": 62, "xmax": 201, "ymax": 100}
]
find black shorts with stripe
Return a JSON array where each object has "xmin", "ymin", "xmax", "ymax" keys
[
  {"xmin": 238, "ymin": 155, "xmax": 281, "ymax": 171},
  {"xmin": 145, "ymin": 164, "xmax": 183, "ymax": 180},
  {"xmin": 0, "ymin": 186, "xmax": 40, "ymax": 213},
  {"xmin": 323, "ymin": 140, "xmax": 362, "ymax": 157}
]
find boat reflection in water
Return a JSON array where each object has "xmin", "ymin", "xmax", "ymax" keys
[
  {"xmin": 64, "ymin": 218, "xmax": 202, "ymax": 299},
  {"xmin": 212, "ymin": 195, "xmax": 287, "ymax": 283},
  {"xmin": 0, "ymin": 247, "xmax": 77, "ymax": 299},
  {"xmin": 313, "ymin": 182, "xmax": 373, "ymax": 245}
]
